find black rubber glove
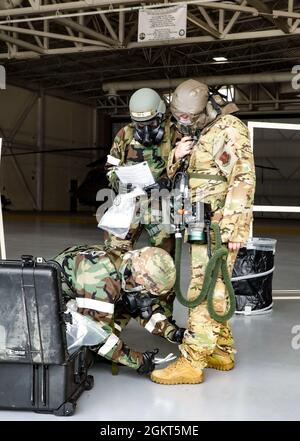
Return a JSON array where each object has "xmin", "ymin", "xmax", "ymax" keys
[
  {"xmin": 170, "ymin": 327, "xmax": 186, "ymax": 344},
  {"xmin": 157, "ymin": 176, "xmax": 172, "ymax": 191},
  {"xmin": 144, "ymin": 177, "xmax": 172, "ymax": 196},
  {"xmin": 137, "ymin": 348, "xmax": 159, "ymax": 375},
  {"xmin": 143, "ymin": 182, "xmax": 159, "ymax": 196}
]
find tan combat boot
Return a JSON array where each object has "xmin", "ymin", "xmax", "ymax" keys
[
  {"xmin": 206, "ymin": 347, "xmax": 235, "ymax": 371},
  {"xmin": 150, "ymin": 356, "xmax": 204, "ymax": 385}
]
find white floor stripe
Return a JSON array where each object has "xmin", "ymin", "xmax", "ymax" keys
[{"xmin": 273, "ymin": 296, "xmax": 300, "ymax": 300}]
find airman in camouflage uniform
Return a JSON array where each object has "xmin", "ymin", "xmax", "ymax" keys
[
  {"xmin": 105, "ymin": 119, "xmax": 175, "ymax": 251},
  {"xmin": 151, "ymin": 80, "xmax": 256, "ymax": 385},
  {"xmin": 105, "ymin": 89, "xmax": 180, "ymax": 254},
  {"xmin": 104, "ymin": 88, "xmax": 181, "ymax": 329},
  {"xmin": 54, "ymin": 245, "xmax": 183, "ymax": 374}
]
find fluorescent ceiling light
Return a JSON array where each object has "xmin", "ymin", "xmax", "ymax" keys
[{"xmin": 213, "ymin": 57, "xmax": 228, "ymax": 62}]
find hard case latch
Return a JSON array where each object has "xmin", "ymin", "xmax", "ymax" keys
[{"xmin": 21, "ymin": 255, "xmax": 34, "ymax": 265}]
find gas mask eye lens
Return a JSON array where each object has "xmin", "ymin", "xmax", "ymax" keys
[
  {"xmin": 174, "ymin": 112, "xmax": 193, "ymax": 126},
  {"xmin": 135, "ymin": 122, "xmax": 145, "ymax": 128},
  {"xmin": 173, "ymin": 112, "xmax": 200, "ymax": 126},
  {"xmin": 150, "ymin": 120, "xmax": 159, "ymax": 127},
  {"xmin": 175, "ymin": 112, "xmax": 189, "ymax": 120}
]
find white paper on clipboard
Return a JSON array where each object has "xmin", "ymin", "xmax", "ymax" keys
[{"xmin": 115, "ymin": 161, "xmax": 155, "ymax": 188}]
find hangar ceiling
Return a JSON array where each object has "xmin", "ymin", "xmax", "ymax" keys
[{"xmin": 1, "ymin": 0, "xmax": 300, "ymax": 114}]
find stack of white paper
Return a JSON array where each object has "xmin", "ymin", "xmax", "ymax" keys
[{"xmin": 115, "ymin": 161, "xmax": 155, "ymax": 188}]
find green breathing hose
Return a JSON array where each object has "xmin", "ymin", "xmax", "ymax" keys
[{"xmin": 174, "ymin": 223, "xmax": 236, "ymax": 322}]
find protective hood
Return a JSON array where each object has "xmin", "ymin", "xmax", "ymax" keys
[
  {"xmin": 172, "ymin": 79, "xmax": 239, "ymax": 132},
  {"xmin": 171, "ymin": 79, "xmax": 209, "ymax": 116},
  {"xmin": 199, "ymin": 93, "xmax": 240, "ymax": 133}
]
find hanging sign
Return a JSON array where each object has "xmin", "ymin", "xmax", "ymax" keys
[{"xmin": 138, "ymin": 5, "xmax": 187, "ymax": 42}]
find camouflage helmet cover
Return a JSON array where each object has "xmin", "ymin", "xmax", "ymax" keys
[{"xmin": 119, "ymin": 247, "xmax": 176, "ymax": 296}]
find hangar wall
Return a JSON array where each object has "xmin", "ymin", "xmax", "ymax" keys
[
  {"xmin": 0, "ymin": 85, "xmax": 96, "ymax": 211},
  {"xmin": 244, "ymin": 117, "xmax": 300, "ymax": 220}
]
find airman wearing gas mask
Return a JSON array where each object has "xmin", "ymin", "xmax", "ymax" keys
[
  {"xmin": 151, "ymin": 79, "xmax": 256, "ymax": 385},
  {"xmin": 104, "ymin": 87, "xmax": 179, "ymax": 254},
  {"xmin": 55, "ymin": 245, "xmax": 185, "ymax": 375},
  {"xmin": 104, "ymin": 88, "xmax": 181, "ymax": 333}
]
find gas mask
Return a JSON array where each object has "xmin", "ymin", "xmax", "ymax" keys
[
  {"xmin": 173, "ymin": 95, "xmax": 223, "ymax": 134},
  {"xmin": 118, "ymin": 247, "xmax": 176, "ymax": 320},
  {"xmin": 173, "ymin": 113, "xmax": 201, "ymax": 138},
  {"xmin": 121, "ymin": 291, "xmax": 159, "ymax": 320},
  {"xmin": 133, "ymin": 117, "xmax": 165, "ymax": 147},
  {"xmin": 171, "ymin": 80, "xmax": 233, "ymax": 134},
  {"xmin": 118, "ymin": 250, "xmax": 158, "ymax": 320}
]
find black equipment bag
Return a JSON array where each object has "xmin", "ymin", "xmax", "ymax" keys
[
  {"xmin": 232, "ymin": 238, "xmax": 276, "ymax": 315},
  {"xmin": 0, "ymin": 255, "xmax": 94, "ymax": 416}
]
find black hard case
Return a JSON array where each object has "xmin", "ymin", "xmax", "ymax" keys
[{"xmin": 0, "ymin": 256, "xmax": 94, "ymax": 416}]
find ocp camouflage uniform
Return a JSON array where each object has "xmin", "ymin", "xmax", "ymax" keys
[
  {"xmin": 167, "ymin": 114, "xmax": 256, "ymax": 370},
  {"xmin": 55, "ymin": 244, "xmax": 178, "ymax": 370}
]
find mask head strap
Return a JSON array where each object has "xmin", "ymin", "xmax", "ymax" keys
[{"xmin": 208, "ymin": 95, "xmax": 222, "ymax": 115}]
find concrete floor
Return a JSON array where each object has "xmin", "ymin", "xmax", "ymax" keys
[{"xmin": 0, "ymin": 214, "xmax": 299, "ymax": 421}]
